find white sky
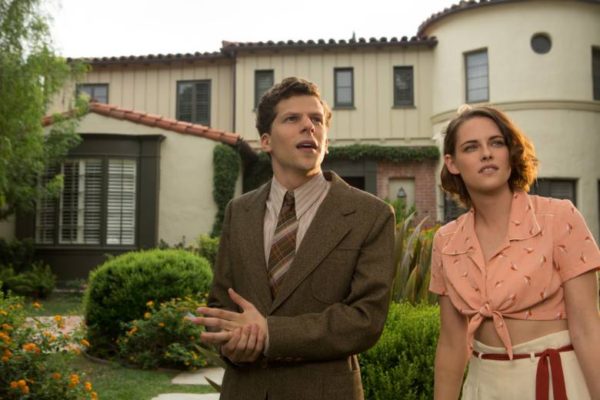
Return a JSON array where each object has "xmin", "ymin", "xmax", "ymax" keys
[{"xmin": 46, "ymin": 0, "xmax": 457, "ymax": 58}]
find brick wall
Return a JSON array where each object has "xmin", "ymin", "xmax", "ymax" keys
[{"xmin": 377, "ymin": 160, "xmax": 439, "ymax": 226}]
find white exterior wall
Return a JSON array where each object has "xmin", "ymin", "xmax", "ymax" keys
[
  {"xmin": 425, "ymin": 0, "xmax": 600, "ymax": 238},
  {"xmin": 234, "ymin": 47, "xmax": 434, "ymax": 147},
  {"xmin": 50, "ymin": 61, "xmax": 235, "ymax": 133},
  {"xmin": 77, "ymin": 113, "xmax": 219, "ymax": 244}
]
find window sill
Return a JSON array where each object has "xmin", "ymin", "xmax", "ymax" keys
[
  {"xmin": 392, "ymin": 105, "xmax": 416, "ymax": 109},
  {"xmin": 333, "ymin": 106, "xmax": 356, "ymax": 110}
]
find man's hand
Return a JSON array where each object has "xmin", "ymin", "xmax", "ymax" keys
[{"xmin": 191, "ymin": 288, "xmax": 268, "ymax": 363}]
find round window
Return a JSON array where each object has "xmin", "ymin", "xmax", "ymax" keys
[{"xmin": 531, "ymin": 33, "xmax": 551, "ymax": 54}]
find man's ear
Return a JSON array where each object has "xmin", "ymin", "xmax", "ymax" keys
[
  {"xmin": 444, "ymin": 154, "xmax": 460, "ymax": 175},
  {"xmin": 324, "ymin": 138, "xmax": 330, "ymax": 154},
  {"xmin": 260, "ymin": 133, "xmax": 271, "ymax": 153}
]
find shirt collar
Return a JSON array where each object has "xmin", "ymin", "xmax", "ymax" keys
[
  {"xmin": 442, "ymin": 191, "xmax": 541, "ymax": 255},
  {"xmin": 269, "ymin": 173, "xmax": 329, "ymax": 218}
]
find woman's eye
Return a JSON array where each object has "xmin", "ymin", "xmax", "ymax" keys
[{"xmin": 491, "ymin": 140, "xmax": 505, "ymax": 147}]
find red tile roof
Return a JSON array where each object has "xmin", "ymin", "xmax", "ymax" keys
[
  {"xmin": 69, "ymin": 36, "xmax": 437, "ymax": 66},
  {"xmin": 221, "ymin": 36, "xmax": 437, "ymax": 54},
  {"xmin": 68, "ymin": 51, "xmax": 228, "ymax": 67},
  {"xmin": 43, "ymin": 102, "xmax": 241, "ymax": 146}
]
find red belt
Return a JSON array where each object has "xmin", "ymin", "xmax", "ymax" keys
[{"xmin": 472, "ymin": 344, "xmax": 574, "ymax": 400}]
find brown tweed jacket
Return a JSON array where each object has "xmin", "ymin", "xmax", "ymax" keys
[{"xmin": 208, "ymin": 171, "xmax": 395, "ymax": 400}]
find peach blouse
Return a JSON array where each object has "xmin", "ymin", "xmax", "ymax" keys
[{"xmin": 430, "ymin": 191, "xmax": 600, "ymax": 358}]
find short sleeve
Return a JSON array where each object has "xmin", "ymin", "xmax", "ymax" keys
[
  {"xmin": 553, "ymin": 199, "xmax": 600, "ymax": 283},
  {"xmin": 429, "ymin": 229, "xmax": 447, "ymax": 295}
]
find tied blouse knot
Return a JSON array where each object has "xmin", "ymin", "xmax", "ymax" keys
[{"xmin": 430, "ymin": 191, "xmax": 600, "ymax": 359}]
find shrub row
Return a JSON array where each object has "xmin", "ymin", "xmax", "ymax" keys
[
  {"xmin": 84, "ymin": 249, "xmax": 213, "ymax": 361},
  {"xmin": 360, "ymin": 302, "xmax": 440, "ymax": 400}
]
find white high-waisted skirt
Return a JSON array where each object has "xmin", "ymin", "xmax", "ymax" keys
[{"xmin": 461, "ymin": 330, "xmax": 590, "ymax": 400}]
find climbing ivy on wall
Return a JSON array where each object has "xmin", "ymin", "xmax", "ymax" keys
[
  {"xmin": 212, "ymin": 144, "xmax": 440, "ymax": 234},
  {"xmin": 211, "ymin": 144, "xmax": 241, "ymax": 236}
]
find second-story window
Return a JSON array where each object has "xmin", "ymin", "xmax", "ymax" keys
[
  {"xmin": 334, "ymin": 68, "xmax": 354, "ymax": 108},
  {"xmin": 177, "ymin": 80, "xmax": 211, "ymax": 126},
  {"xmin": 593, "ymin": 47, "xmax": 600, "ymax": 101},
  {"xmin": 394, "ymin": 66, "xmax": 414, "ymax": 107},
  {"xmin": 77, "ymin": 84, "xmax": 108, "ymax": 103},
  {"xmin": 255, "ymin": 70, "xmax": 274, "ymax": 108},
  {"xmin": 465, "ymin": 49, "xmax": 489, "ymax": 103}
]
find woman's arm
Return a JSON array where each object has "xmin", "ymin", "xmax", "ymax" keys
[
  {"xmin": 564, "ymin": 270, "xmax": 600, "ymax": 399},
  {"xmin": 434, "ymin": 295, "xmax": 469, "ymax": 400}
]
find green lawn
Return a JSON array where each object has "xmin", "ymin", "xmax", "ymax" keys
[
  {"xmin": 71, "ymin": 355, "xmax": 216, "ymax": 399},
  {"xmin": 23, "ymin": 292, "xmax": 218, "ymax": 399},
  {"xmin": 24, "ymin": 291, "xmax": 84, "ymax": 316}
]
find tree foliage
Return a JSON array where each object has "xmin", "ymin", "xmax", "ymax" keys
[{"xmin": 0, "ymin": 0, "xmax": 87, "ymax": 220}]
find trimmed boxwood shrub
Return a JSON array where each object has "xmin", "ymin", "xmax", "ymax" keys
[
  {"xmin": 360, "ymin": 302, "xmax": 440, "ymax": 400},
  {"xmin": 83, "ymin": 249, "xmax": 212, "ymax": 358}
]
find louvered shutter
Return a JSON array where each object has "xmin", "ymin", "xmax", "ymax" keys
[{"xmin": 106, "ymin": 159, "xmax": 137, "ymax": 245}]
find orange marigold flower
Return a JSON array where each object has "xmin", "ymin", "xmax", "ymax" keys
[
  {"xmin": 17, "ymin": 380, "xmax": 27, "ymax": 388},
  {"xmin": 0, "ymin": 310, "xmax": 8, "ymax": 316},
  {"xmin": 32, "ymin": 302, "xmax": 42, "ymax": 310},
  {"xmin": 1, "ymin": 323, "xmax": 12, "ymax": 331},
  {"xmin": 69, "ymin": 374, "xmax": 80, "ymax": 387},
  {"xmin": 91, "ymin": 391, "xmax": 99, "ymax": 400},
  {"xmin": 21, "ymin": 385, "xmax": 30, "ymax": 394},
  {"xmin": 144, "ymin": 312, "xmax": 151, "ymax": 319},
  {"xmin": 9, "ymin": 381, "xmax": 18, "ymax": 389},
  {"xmin": 158, "ymin": 322, "xmax": 165, "ymax": 327},
  {"xmin": 0, "ymin": 332, "xmax": 10, "ymax": 343},
  {"xmin": 146, "ymin": 300, "xmax": 154, "ymax": 308},
  {"xmin": 127, "ymin": 326, "xmax": 138, "ymax": 336},
  {"xmin": 1, "ymin": 356, "xmax": 8, "ymax": 362},
  {"xmin": 84, "ymin": 381, "xmax": 93, "ymax": 391},
  {"xmin": 22, "ymin": 343, "xmax": 40, "ymax": 353},
  {"xmin": 54, "ymin": 315, "xmax": 65, "ymax": 328},
  {"xmin": 80, "ymin": 339, "xmax": 90, "ymax": 347},
  {"xmin": 51, "ymin": 372, "xmax": 62, "ymax": 380}
]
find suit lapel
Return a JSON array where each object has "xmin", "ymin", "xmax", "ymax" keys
[
  {"xmin": 270, "ymin": 173, "xmax": 355, "ymax": 312},
  {"xmin": 239, "ymin": 182, "xmax": 273, "ymax": 312}
]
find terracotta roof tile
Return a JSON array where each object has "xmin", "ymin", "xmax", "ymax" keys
[
  {"xmin": 43, "ymin": 102, "xmax": 241, "ymax": 146},
  {"xmin": 221, "ymin": 36, "xmax": 437, "ymax": 54},
  {"xmin": 69, "ymin": 51, "xmax": 228, "ymax": 66}
]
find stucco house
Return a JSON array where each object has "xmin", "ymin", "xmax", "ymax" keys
[{"xmin": 1, "ymin": 0, "xmax": 598, "ymax": 280}]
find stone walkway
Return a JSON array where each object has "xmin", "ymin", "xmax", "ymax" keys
[{"xmin": 151, "ymin": 367, "xmax": 224, "ymax": 400}]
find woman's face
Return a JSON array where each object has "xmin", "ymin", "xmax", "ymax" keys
[{"xmin": 444, "ymin": 116, "xmax": 512, "ymax": 197}]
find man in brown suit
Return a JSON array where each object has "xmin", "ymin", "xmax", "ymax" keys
[{"xmin": 193, "ymin": 77, "xmax": 395, "ymax": 399}]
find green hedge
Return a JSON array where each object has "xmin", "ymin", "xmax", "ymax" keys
[
  {"xmin": 212, "ymin": 144, "xmax": 240, "ymax": 237},
  {"xmin": 360, "ymin": 302, "xmax": 440, "ymax": 400},
  {"xmin": 84, "ymin": 249, "xmax": 213, "ymax": 358}
]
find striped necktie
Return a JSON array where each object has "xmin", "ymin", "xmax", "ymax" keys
[{"xmin": 267, "ymin": 191, "xmax": 298, "ymax": 297}]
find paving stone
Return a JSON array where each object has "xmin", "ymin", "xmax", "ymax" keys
[
  {"xmin": 172, "ymin": 367, "xmax": 224, "ymax": 385},
  {"xmin": 151, "ymin": 394, "xmax": 219, "ymax": 400}
]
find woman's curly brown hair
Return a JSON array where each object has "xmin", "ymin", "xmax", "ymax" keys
[{"xmin": 441, "ymin": 105, "xmax": 538, "ymax": 208}]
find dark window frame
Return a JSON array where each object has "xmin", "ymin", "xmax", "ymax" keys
[
  {"xmin": 593, "ymin": 47, "xmax": 600, "ymax": 101},
  {"xmin": 334, "ymin": 67, "xmax": 354, "ymax": 108},
  {"xmin": 35, "ymin": 156, "xmax": 139, "ymax": 247},
  {"xmin": 530, "ymin": 178, "xmax": 577, "ymax": 205},
  {"xmin": 176, "ymin": 80, "xmax": 211, "ymax": 126},
  {"xmin": 393, "ymin": 66, "xmax": 414, "ymax": 107},
  {"xmin": 254, "ymin": 70, "xmax": 274, "ymax": 109},
  {"xmin": 76, "ymin": 83, "xmax": 109, "ymax": 103},
  {"xmin": 464, "ymin": 48, "xmax": 489, "ymax": 103}
]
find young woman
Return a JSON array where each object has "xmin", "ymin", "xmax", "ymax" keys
[{"xmin": 430, "ymin": 106, "xmax": 600, "ymax": 400}]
